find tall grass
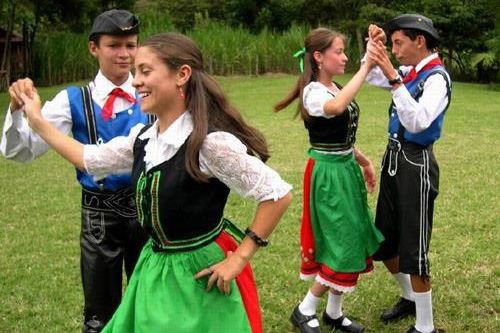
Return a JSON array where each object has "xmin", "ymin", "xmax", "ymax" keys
[
  {"xmin": 34, "ymin": 19, "xmax": 308, "ymax": 85},
  {"xmin": 34, "ymin": 33, "xmax": 96, "ymax": 86},
  {"xmin": 33, "ymin": 16, "xmax": 362, "ymax": 85}
]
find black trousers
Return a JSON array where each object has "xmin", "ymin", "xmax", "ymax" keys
[
  {"xmin": 373, "ymin": 142, "xmax": 439, "ymax": 277},
  {"xmin": 80, "ymin": 187, "xmax": 147, "ymax": 333}
]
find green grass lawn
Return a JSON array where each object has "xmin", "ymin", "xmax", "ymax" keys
[{"xmin": 0, "ymin": 75, "xmax": 498, "ymax": 332}]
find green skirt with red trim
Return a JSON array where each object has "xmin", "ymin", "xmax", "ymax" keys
[
  {"xmin": 300, "ymin": 149, "xmax": 384, "ymax": 292},
  {"xmin": 102, "ymin": 221, "xmax": 262, "ymax": 333}
]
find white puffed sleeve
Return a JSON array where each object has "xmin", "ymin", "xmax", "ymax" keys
[
  {"xmin": 302, "ymin": 82, "xmax": 336, "ymax": 118},
  {"xmin": 83, "ymin": 123, "xmax": 145, "ymax": 180},
  {"xmin": 199, "ymin": 131, "xmax": 292, "ymax": 202}
]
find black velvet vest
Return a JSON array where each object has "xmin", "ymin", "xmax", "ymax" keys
[
  {"xmin": 304, "ymin": 91, "xmax": 360, "ymax": 152},
  {"xmin": 132, "ymin": 125, "xmax": 230, "ymax": 250}
]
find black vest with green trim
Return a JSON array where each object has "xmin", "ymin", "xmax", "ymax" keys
[
  {"xmin": 131, "ymin": 125, "xmax": 230, "ymax": 250},
  {"xmin": 303, "ymin": 94, "xmax": 360, "ymax": 152}
]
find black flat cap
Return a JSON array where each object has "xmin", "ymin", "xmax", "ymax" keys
[
  {"xmin": 385, "ymin": 14, "xmax": 439, "ymax": 40},
  {"xmin": 89, "ymin": 9, "xmax": 139, "ymax": 40}
]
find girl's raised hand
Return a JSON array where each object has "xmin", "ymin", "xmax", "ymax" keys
[
  {"xmin": 368, "ymin": 24, "xmax": 387, "ymax": 44},
  {"xmin": 19, "ymin": 90, "xmax": 43, "ymax": 129}
]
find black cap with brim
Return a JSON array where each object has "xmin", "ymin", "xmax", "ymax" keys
[
  {"xmin": 385, "ymin": 14, "xmax": 439, "ymax": 40},
  {"xmin": 89, "ymin": 9, "xmax": 139, "ymax": 40}
]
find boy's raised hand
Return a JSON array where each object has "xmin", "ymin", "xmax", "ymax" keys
[{"xmin": 368, "ymin": 24, "xmax": 387, "ymax": 44}]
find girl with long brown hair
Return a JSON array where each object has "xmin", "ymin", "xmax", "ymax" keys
[
  {"xmin": 18, "ymin": 32, "xmax": 292, "ymax": 333},
  {"xmin": 275, "ymin": 28, "xmax": 383, "ymax": 333}
]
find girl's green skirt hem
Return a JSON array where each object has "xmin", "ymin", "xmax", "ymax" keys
[{"xmin": 102, "ymin": 228, "xmax": 254, "ymax": 333}]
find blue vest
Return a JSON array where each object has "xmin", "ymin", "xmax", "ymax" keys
[
  {"xmin": 388, "ymin": 65, "xmax": 451, "ymax": 147},
  {"xmin": 67, "ymin": 86, "xmax": 149, "ymax": 191}
]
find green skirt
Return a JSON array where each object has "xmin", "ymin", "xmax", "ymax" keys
[
  {"xmin": 102, "ymin": 224, "xmax": 261, "ymax": 333},
  {"xmin": 300, "ymin": 149, "xmax": 384, "ymax": 282}
]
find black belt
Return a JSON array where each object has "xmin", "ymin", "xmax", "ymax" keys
[
  {"xmin": 387, "ymin": 139, "xmax": 431, "ymax": 152},
  {"xmin": 151, "ymin": 233, "xmax": 220, "ymax": 253},
  {"xmin": 311, "ymin": 142, "xmax": 352, "ymax": 152},
  {"xmin": 81, "ymin": 187, "xmax": 136, "ymax": 218},
  {"xmin": 385, "ymin": 139, "xmax": 433, "ymax": 176},
  {"xmin": 149, "ymin": 218, "xmax": 247, "ymax": 254}
]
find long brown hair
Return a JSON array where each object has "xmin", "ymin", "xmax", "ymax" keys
[
  {"xmin": 142, "ymin": 33, "xmax": 269, "ymax": 182},
  {"xmin": 274, "ymin": 28, "xmax": 346, "ymax": 119}
]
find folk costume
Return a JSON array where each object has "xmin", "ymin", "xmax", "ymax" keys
[
  {"xmin": 1, "ymin": 71, "xmax": 150, "ymax": 331},
  {"xmin": 366, "ymin": 13, "xmax": 452, "ymax": 333},
  {"xmin": 81, "ymin": 111, "xmax": 292, "ymax": 333},
  {"xmin": 299, "ymin": 81, "xmax": 384, "ymax": 292},
  {"xmin": 366, "ymin": 21, "xmax": 452, "ymax": 279},
  {"xmin": 0, "ymin": 10, "xmax": 150, "ymax": 332}
]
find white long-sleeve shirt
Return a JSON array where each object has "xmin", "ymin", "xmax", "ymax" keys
[
  {"xmin": 1, "ymin": 71, "xmax": 136, "ymax": 162},
  {"xmin": 366, "ymin": 53, "xmax": 450, "ymax": 134},
  {"xmin": 84, "ymin": 111, "xmax": 292, "ymax": 203}
]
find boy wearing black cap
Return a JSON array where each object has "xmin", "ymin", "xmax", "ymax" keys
[
  {"xmin": 364, "ymin": 14, "xmax": 452, "ymax": 333},
  {"xmin": 1, "ymin": 9, "xmax": 149, "ymax": 333}
]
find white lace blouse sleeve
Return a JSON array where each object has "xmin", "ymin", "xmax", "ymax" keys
[
  {"xmin": 83, "ymin": 123, "xmax": 145, "ymax": 180},
  {"xmin": 199, "ymin": 131, "xmax": 292, "ymax": 202}
]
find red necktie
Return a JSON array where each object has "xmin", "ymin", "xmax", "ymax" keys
[
  {"xmin": 402, "ymin": 57, "xmax": 443, "ymax": 84},
  {"xmin": 402, "ymin": 68, "xmax": 417, "ymax": 84},
  {"xmin": 101, "ymin": 88, "xmax": 136, "ymax": 121}
]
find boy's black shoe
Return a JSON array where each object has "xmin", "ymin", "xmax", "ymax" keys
[{"xmin": 380, "ymin": 297, "xmax": 416, "ymax": 323}]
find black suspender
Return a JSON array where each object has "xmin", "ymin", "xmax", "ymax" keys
[
  {"xmin": 148, "ymin": 113, "xmax": 156, "ymax": 124},
  {"xmin": 80, "ymin": 85, "xmax": 104, "ymax": 188},
  {"xmin": 80, "ymin": 85, "xmax": 99, "ymax": 144}
]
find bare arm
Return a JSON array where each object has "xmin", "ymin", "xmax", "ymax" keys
[
  {"xmin": 323, "ymin": 61, "xmax": 374, "ymax": 116},
  {"xmin": 203, "ymin": 192, "xmax": 291, "ymax": 293},
  {"xmin": 367, "ymin": 40, "xmax": 401, "ymax": 86},
  {"xmin": 195, "ymin": 192, "xmax": 292, "ymax": 295},
  {"xmin": 354, "ymin": 147, "xmax": 376, "ymax": 193}
]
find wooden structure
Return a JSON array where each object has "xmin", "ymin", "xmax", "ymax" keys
[{"xmin": 0, "ymin": 27, "xmax": 26, "ymax": 90}]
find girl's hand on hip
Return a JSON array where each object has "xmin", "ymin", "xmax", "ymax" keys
[{"xmin": 194, "ymin": 250, "xmax": 248, "ymax": 295}]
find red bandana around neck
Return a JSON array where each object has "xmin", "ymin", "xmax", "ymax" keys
[
  {"xmin": 403, "ymin": 57, "xmax": 443, "ymax": 84},
  {"xmin": 101, "ymin": 87, "xmax": 136, "ymax": 121}
]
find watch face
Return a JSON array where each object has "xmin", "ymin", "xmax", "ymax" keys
[{"xmin": 390, "ymin": 75, "xmax": 402, "ymax": 85}]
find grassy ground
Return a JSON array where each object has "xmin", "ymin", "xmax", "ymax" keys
[{"xmin": 0, "ymin": 75, "xmax": 498, "ymax": 332}]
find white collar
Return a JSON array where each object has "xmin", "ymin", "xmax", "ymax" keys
[
  {"xmin": 415, "ymin": 53, "xmax": 439, "ymax": 73},
  {"xmin": 92, "ymin": 70, "xmax": 135, "ymax": 100},
  {"xmin": 139, "ymin": 111, "xmax": 193, "ymax": 149}
]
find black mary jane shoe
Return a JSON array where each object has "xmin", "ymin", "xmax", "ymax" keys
[
  {"xmin": 405, "ymin": 325, "xmax": 438, "ymax": 333},
  {"xmin": 322, "ymin": 311, "xmax": 365, "ymax": 333},
  {"xmin": 380, "ymin": 297, "xmax": 416, "ymax": 323},
  {"xmin": 290, "ymin": 305, "xmax": 323, "ymax": 333}
]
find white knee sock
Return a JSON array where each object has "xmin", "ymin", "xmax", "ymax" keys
[
  {"xmin": 298, "ymin": 290, "xmax": 321, "ymax": 327},
  {"xmin": 326, "ymin": 290, "xmax": 343, "ymax": 319},
  {"xmin": 414, "ymin": 290, "xmax": 434, "ymax": 333},
  {"xmin": 326, "ymin": 291, "xmax": 352, "ymax": 326},
  {"xmin": 394, "ymin": 272, "xmax": 415, "ymax": 301}
]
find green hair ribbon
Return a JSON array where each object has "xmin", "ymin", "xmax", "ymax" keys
[{"xmin": 293, "ymin": 47, "xmax": 306, "ymax": 73}]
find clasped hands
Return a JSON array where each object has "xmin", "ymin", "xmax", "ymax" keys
[
  {"xmin": 365, "ymin": 24, "xmax": 397, "ymax": 80},
  {"xmin": 8, "ymin": 77, "xmax": 43, "ymax": 128}
]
